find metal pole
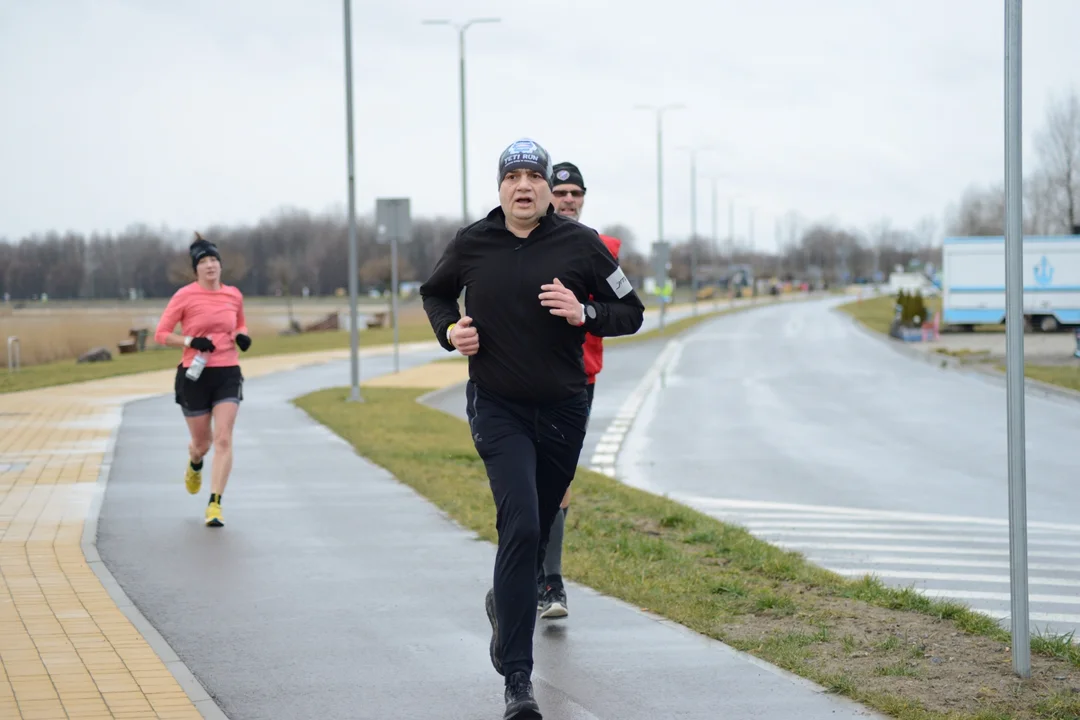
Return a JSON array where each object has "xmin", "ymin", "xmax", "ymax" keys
[
  {"xmin": 391, "ymin": 234, "xmax": 400, "ymax": 373},
  {"xmin": 656, "ymin": 112, "xmax": 666, "ymax": 332},
  {"xmin": 1004, "ymin": 0, "xmax": 1030, "ymax": 679},
  {"xmin": 458, "ymin": 28, "xmax": 468, "ymax": 225},
  {"xmin": 424, "ymin": 19, "xmax": 500, "ymax": 223},
  {"xmin": 749, "ymin": 209, "xmax": 755, "ymax": 251},
  {"xmin": 342, "ymin": 0, "xmax": 362, "ymax": 402},
  {"xmin": 711, "ymin": 178, "xmax": 718, "ymax": 257},
  {"xmin": 728, "ymin": 200, "xmax": 734, "ymax": 258},
  {"xmin": 690, "ymin": 151, "xmax": 698, "ymax": 316},
  {"xmin": 6, "ymin": 336, "xmax": 19, "ymax": 373},
  {"xmin": 656, "ymin": 111, "xmax": 664, "ymax": 244}
]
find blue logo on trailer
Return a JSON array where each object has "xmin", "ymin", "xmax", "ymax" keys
[{"xmin": 1033, "ymin": 255, "xmax": 1054, "ymax": 286}]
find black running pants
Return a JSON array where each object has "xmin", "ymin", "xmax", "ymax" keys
[{"xmin": 465, "ymin": 380, "xmax": 590, "ymax": 678}]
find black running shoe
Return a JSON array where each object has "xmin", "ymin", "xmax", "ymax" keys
[
  {"xmin": 539, "ymin": 577, "xmax": 567, "ymax": 619},
  {"xmin": 504, "ymin": 671, "xmax": 542, "ymax": 719},
  {"xmin": 485, "ymin": 588, "xmax": 503, "ymax": 676}
]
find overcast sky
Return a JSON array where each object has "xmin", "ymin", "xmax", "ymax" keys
[{"xmin": 4, "ymin": 0, "xmax": 1080, "ymax": 254}]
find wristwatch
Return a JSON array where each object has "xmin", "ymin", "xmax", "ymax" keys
[{"xmin": 583, "ymin": 303, "xmax": 597, "ymax": 321}]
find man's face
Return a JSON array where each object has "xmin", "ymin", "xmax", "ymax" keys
[
  {"xmin": 499, "ymin": 169, "xmax": 552, "ymax": 225},
  {"xmin": 551, "ymin": 183, "xmax": 585, "ymax": 220}
]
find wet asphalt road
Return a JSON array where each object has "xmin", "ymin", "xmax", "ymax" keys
[
  {"xmin": 95, "ymin": 316, "xmax": 882, "ymax": 720},
  {"xmin": 618, "ymin": 296, "xmax": 1080, "ymax": 638}
]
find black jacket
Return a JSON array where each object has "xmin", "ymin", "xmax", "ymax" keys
[{"xmin": 420, "ymin": 205, "xmax": 645, "ymax": 404}]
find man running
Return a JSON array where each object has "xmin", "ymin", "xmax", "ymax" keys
[
  {"xmin": 536, "ymin": 162, "xmax": 623, "ymax": 620},
  {"xmin": 420, "ymin": 139, "xmax": 644, "ymax": 719}
]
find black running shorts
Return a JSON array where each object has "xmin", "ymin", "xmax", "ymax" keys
[{"xmin": 174, "ymin": 364, "xmax": 244, "ymax": 417}]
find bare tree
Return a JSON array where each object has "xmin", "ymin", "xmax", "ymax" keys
[
  {"xmin": 166, "ymin": 252, "xmax": 192, "ymax": 287},
  {"xmin": 266, "ymin": 255, "xmax": 298, "ymax": 326},
  {"xmin": 1035, "ymin": 87, "xmax": 1080, "ymax": 233},
  {"xmin": 914, "ymin": 216, "xmax": 938, "ymax": 247},
  {"xmin": 946, "ymin": 183, "xmax": 1006, "ymax": 236},
  {"xmin": 359, "ymin": 254, "xmax": 415, "ymax": 291}
]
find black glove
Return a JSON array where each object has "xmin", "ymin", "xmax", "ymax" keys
[
  {"xmin": 189, "ymin": 337, "xmax": 215, "ymax": 352},
  {"xmin": 235, "ymin": 333, "xmax": 251, "ymax": 352}
]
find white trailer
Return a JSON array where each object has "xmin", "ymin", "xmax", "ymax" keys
[{"xmin": 942, "ymin": 235, "xmax": 1080, "ymax": 331}]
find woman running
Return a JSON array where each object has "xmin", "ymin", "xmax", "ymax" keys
[{"xmin": 154, "ymin": 232, "xmax": 252, "ymax": 527}]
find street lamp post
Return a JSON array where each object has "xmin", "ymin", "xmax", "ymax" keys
[
  {"xmin": 678, "ymin": 146, "xmax": 714, "ymax": 316},
  {"xmin": 634, "ymin": 104, "xmax": 685, "ymax": 247},
  {"xmin": 342, "ymin": 0, "xmax": 362, "ymax": 402},
  {"xmin": 1003, "ymin": 0, "xmax": 1030, "ymax": 679},
  {"xmin": 711, "ymin": 178, "xmax": 718, "ymax": 257},
  {"xmin": 423, "ymin": 17, "xmax": 501, "ymax": 225}
]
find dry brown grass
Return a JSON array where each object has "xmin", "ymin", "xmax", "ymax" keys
[{"xmin": 0, "ymin": 298, "xmax": 402, "ymax": 367}]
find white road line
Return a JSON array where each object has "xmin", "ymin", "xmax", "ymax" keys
[
  {"xmin": 828, "ymin": 568, "xmax": 1080, "ymax": 589},
  {"xmin": 777, "ymin": 542, "xmax": 1080, "ymax": 559},
  {"xmin": 973, "ymin": 609, "xmax": 1080, "ymax": 625},
  {"xmin": 588, "ymin": 339, "xmax": 683, "ymax": 477},
  {"xmin": 921, "ymin": 589, "xmax": 1080, "ymax": 606},
  {"xmin": 678, "ymin": 495, "xmax": 1080, "ymax": 533},
  {"xmin": 689, "ymin": 496, "xmax": 1080, "ymax": 639},
  {"xmin": 819, "ymin": 556, "xmax": 1080, "ymax": 574},
  {"xmin": 749, "ymin": 530, "xmax": 1080, "ymax": 547},
  {"xmin": 734, "ymin": 521, "xmax": 1076, "ymax": 536}
]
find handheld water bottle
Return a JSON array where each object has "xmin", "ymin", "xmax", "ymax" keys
[{"xmin": 185, "ymin": 352, "xmax": 208, "ymax": 381}]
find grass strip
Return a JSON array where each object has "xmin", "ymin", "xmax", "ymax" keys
[
  {"xmin": 0, "ymin": 322, "xmax": 435, "ymax": 395},
  {"xmin": 294, "ymin": 383, "xmax": 1080, "ymax": 720},
  {"xmin": 1018, "ymin": 364, "xmax": 1080, "ymax": 394}
]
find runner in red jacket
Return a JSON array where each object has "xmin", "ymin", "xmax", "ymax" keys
[
  {"xmin": 537, "ymin": 161, "xmax": 624, "ymax": 620},
  {"xmin": 583, "ymin": 233, "xmax": 622, "ymax": 386}
]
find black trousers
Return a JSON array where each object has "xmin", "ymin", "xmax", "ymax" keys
[
  {"xmin": 465, "ymin": 380, "xmax": 590, "ymax": 678},
  {"xmin": 537, "ymin": 380, "xmax": 595, "ymax": 586}
]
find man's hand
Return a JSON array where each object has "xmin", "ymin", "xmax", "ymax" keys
[
  {"xmin": 449, "ymin": 316, "xmax": 480, "ymax": 356},
  {"xmin": 539, "ymin": 278, "xmax": 584, "ymax": 326}
]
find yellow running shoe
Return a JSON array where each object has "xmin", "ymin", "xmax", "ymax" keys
[
  {"xmin": 185, "ymin": 464, "xmax": 202, "ymax": 495},
  {"xmin": 205, "ymin": 500, "xmax": 224, "ymax": 527}
]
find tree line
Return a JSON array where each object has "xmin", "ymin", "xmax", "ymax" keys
[
  {"xmin": 3, "ymin": 86, "xmax": 1076, "ymax": 300},
  {"xmin": 0, "ymin": 209, "xmax": 943, "ymax": 301}
]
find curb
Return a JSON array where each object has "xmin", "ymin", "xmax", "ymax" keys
[
  {"xmin": 837, "ymin": 310, "xmax": 964, "ymax": 373},
  {"xmin": 965, "ymin": 363, "xmax": 1080, "ymax": 406},
  {"xmin": 415, "ymin": 379, "xmax": 468, "ymax": 411},
  {"xmin": 834, "ymin": 306, "xmax": 1080, "ymax": 407}
]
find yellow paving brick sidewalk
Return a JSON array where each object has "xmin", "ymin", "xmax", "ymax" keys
[{"xmin": 0, "ymin": 342, "xmax": 436, "ymax": 719}]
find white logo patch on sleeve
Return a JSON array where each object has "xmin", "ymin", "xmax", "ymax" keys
[{"xmin": 605, "ymin": 266, "xmax": 633, "ymax": 298}]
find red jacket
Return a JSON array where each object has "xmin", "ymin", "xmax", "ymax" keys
[{"xmin": 584, "ymin": 234, "xmax": 622, "ymax": 384}]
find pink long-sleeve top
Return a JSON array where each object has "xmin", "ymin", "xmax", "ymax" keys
[{"xmin": 154, "ymin": 283, "xmax": 248, "ymax": 368}]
